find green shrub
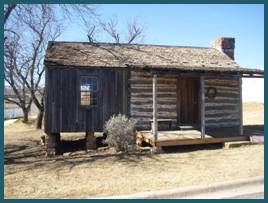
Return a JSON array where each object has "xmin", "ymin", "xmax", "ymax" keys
[{"xmin": 104, "ymin": 114, "xmax": 137, "ymax": 152}]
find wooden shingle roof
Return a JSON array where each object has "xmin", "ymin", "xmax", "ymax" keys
[{"xmin": 44, "ymin": 42, "xmax": 263, "ymax": 74}]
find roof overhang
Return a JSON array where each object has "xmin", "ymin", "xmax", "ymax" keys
[
  {"xmin": 45, "ymin": 63, "xmax": 264, "ymax": 78},
  {"xmin": 240, "ymin": 72, "xmax": 264, "ymax": 78}
]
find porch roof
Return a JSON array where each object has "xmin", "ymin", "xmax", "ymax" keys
[{"xmin": 44, "ymin": 42, "xmax": 263, "ymax": 75}]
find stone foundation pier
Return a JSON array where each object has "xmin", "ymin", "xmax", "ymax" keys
[
  {"xmin": 46, "ymin": 133, "xmax": 60, "ymax": 157},
  {"xmin": 85, "ymin": 132, "xmax": 96, "ymax": 150}
]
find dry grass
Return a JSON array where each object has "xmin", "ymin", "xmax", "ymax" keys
[
  {"xmin": 4, "ymin": 102, "xmax": 264, "ymax": 198},
  {"xmin": 4, "ymin": 103, "xmax": 18, "ymax": 109},
  {"xmin": 243, "ymin": 102, "xmax": 264, "ymax": 125}
]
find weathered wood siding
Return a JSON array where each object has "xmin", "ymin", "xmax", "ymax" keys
[
  {"xmin": 204, "ymin": 77, "xmax": 241, "ymax": 128},
  {"xmin": 45, "ymin": 66, "xmax": 242, "ymax": 133},
  {"xmin": 129, "ymin": 71, "xmax": 177, "ymax": 130},
  {"xmin": 44, "ymin": 67, "xmax": 128, "ymax": 133},
  {"xmin": 178, "ymin": 77, "xmax": 199, "ymax": 125}
]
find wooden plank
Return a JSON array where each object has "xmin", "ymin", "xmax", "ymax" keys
[
  {"xmin": 138, "ymin": 130, "xmax": 249, "ymax": 147},
  {"xmin": 52, "ymin": 69, "xmax": 61, "ymax": 133},
  {"xmin": 178, "ymin": 77, "xmax": 199, "ymax": 125},
  {"xmin": 205, "ymin": 116, "xmax": 240, "ymax": 122},
  {"xmin": 205, "ymin": 122, "xmax": 240, "ymax": 128},
  {"xmin": 130, "ymin": 112, "xmax": 177, "ymax": 118},
  {"xmin": 205, "ymin": 111, "xmax": 239, "ymax": 116},
  {"xmin": 205, "ymin": 99, "xmax": 240, "ymax": 104},
  {"xmin": 45, "ymin": 67, "xmax": 128, "ymax": 133},
  {"xmin": 205, "ymin": 78, "xmax": 239, "ymax": 83},
  {"xmin": 44, "ymin": 69, "xmax": 50, "ymax": 133},
  {"xmin": 205, "ymin": 105, "xmax": 237, "ymax": 111},
  {"xmin": 129, "ymin": 79, "xmax": 177, "ymax": 85},
  {"xmin": 131, "ymin": 106, "xmax": 177, "ymax": 112},
  {"xmin": 200, "ymin": 76, "xmax": 205, "ymax": 139},
  {"xmin": 129, "ymin": 69, "xmax": 242, "ymax": 78},
  {"xmin": 130, "ymin": 84, "xmax": 177, "ymax": 88},
  {"xmin": 123, "ymin": 69, "xmax": 129, "ymax": 116},
  {"xmin": 177, "ymin": 78, "xmax": 181, "ymax": 126},
  {"xmin": 205, "ymin": 103, "xmax": 238, "ymax": 107},
  {"xmin": 242, "ymin": 75, "xmax": 264, "ymax": 78},
  {"xmin": 205, "ymin": 118, "xmax": 240, "ymax": 124},
  {"xmin": 204, "ymin": 77, "xmax": 240, "ymax": 129},
  {"xmin": 153, "ymin": 74, "xmax": 158, "ymax": 143},
  {"xmin": 130, "ymin": 92, "xmax": 177, "ymax": 97},
  {"xmin": 214, "ymin": 92, "xmax": 239, "ymax": 98},
  {"xmin": 156, "ymin": 136, "xmax": 249, "ymax": 147},
  {"xmin": 130, "ymin": 100, "xmax": 177, "ymax": 106},
  {"xmin": 130, "ymin": 97, "xmax": 177, "ymax": 103},
  {"xmin": 239, "ymin": 77, "xmax": 243, "ymax": 135},
  {"xmin": 204, "ymin": 85, "xmax": 239, "ymax": 91},
  {"xmin": 130, "ymin": 70, "xmax": 178, "ymax": 130}
]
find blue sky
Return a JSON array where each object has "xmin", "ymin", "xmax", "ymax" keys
[{"xmin": 59, "ymin": 4, "xmax": 264, "ymax": 69}]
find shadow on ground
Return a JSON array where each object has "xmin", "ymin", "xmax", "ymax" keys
[
  {"xmin": 162, "ymin": 143, "xmax": 224, "ymax": 154},
  {"xmin": 4, "ymin": 124, "xmax": 263, "ymax": 175},
  {"xmin": 4, "ymin": 137, "xmax": 159, "ymax": 176},
  {"xmin": 162, "ymin": 124, "xmax": 264, "ymax": 153},
  {"xmin": 243, "ymin": 125, "xmax": 264, "ymax": 132}
]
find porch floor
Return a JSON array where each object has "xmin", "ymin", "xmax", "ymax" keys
[{"xmin": 137, "ymin": 129, "xmax": 250, "ymax": 147}]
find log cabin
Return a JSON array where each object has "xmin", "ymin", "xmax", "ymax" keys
[{"xmin": 44, "ymin": 37, "xmax": 264, "ymax": 156}]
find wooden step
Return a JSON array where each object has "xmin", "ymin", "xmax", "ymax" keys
[{"xmin": 178, "ymin": 125, "xmax": 198, "ymax": 131}]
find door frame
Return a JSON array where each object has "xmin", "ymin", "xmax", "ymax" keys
[{"xmin": 177, "ymin": 76, "xmax": 200, "ymax": 127}]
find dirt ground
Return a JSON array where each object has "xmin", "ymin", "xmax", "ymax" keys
[
  {"xmin": 243, "ymin": 102, "xmax": 264, "ymax": 125},
  {"xmin": 4, "ymin": 102, "xmax": 264, "ymax": 198}
]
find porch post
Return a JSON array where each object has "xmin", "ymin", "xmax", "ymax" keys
[
  {"xmin": 239, "ymin": 77, "xmax": 243, "ymax": 135},
  {"xmin": 153, "ymin": 74, "xmax": 158, "ymax": 144},
  {"xmin": 200, "ymin": 76, "xmax": 205, "ymax": 139}
]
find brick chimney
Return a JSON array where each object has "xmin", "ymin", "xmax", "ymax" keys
[{"xmin": 211, "ymin": 37, "xmax": 235, "ymax": 60}]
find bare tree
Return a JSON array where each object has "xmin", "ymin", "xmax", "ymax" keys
[
  {"xmin": 87, "ymin": 25, "xmax": 97, "ymax": 43},
  {"xmin": 127, "ymin": 18, "xmax": 144, "ymax": 44},
  {"xmin": 4, "ymin": 4, "xmax": 144, "ymax": 129},
  {"xmin": 16, "ymin": 5, "xmax": 61, "ymax": 128},
  {"xmin": 4, "ymin": 5, "xmax": 62, "ymax": 126},
  {"xmin": 59, "ymin": 4, "xmax": 98, "ymax": 24},
  {"xmin": 4, "ymin": 4, "xmax": 98, "ymax": 128},
  {"xmin": 4, "ymin": 4, "xmax": 16, "ymax": 24},
  {"xmin": 101, "ymin": 17, "xmax": 120, "ymax": 43},
  {"xmin": 4, "ymin": 36, "xmax": 33, "ymax": 122},
  {"xmin": 100, "ymin": 16, "xmax": 144, "ymax": 44}
]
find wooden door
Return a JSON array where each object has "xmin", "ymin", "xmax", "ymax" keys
[{"xmin": 178, "ymin": 77, "xmax": 200, "ymax": 125}]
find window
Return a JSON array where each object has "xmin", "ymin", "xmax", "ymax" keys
[{"xmin": 80, "ymin": 76, "xmax": 98, "ymax": 106}]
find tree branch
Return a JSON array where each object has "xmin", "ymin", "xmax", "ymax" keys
[
  {"xmin": 101, "ymin": 17, "xmax": 120, "ymax": 43},
  {"xmin": 4, "ymin": 4, "xmax": 16, "ymax": 24},
  {"xmin": 4, "ymin": 96, "xmax": 22, "ymax": 108}
]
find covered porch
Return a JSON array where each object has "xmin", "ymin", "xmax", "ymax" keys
[
  {"xmin": 140, "ymin": 71, "xmax": 262, "ymax": 148},
  {"xmin": 137, "ymin": 129, "xmax": 249, "ymax": 147}
]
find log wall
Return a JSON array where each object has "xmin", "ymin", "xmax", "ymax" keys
[
  {"xmin": 45, "ymin": 66, "xmax": 241, "ymax": 133},
  {"xmin": 129, "ymin": 71, "xmax": 177, "ymax": 130},
  {"xmin": 204, "ymin": 77, "xmax": 240, "ymax": 128}
]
